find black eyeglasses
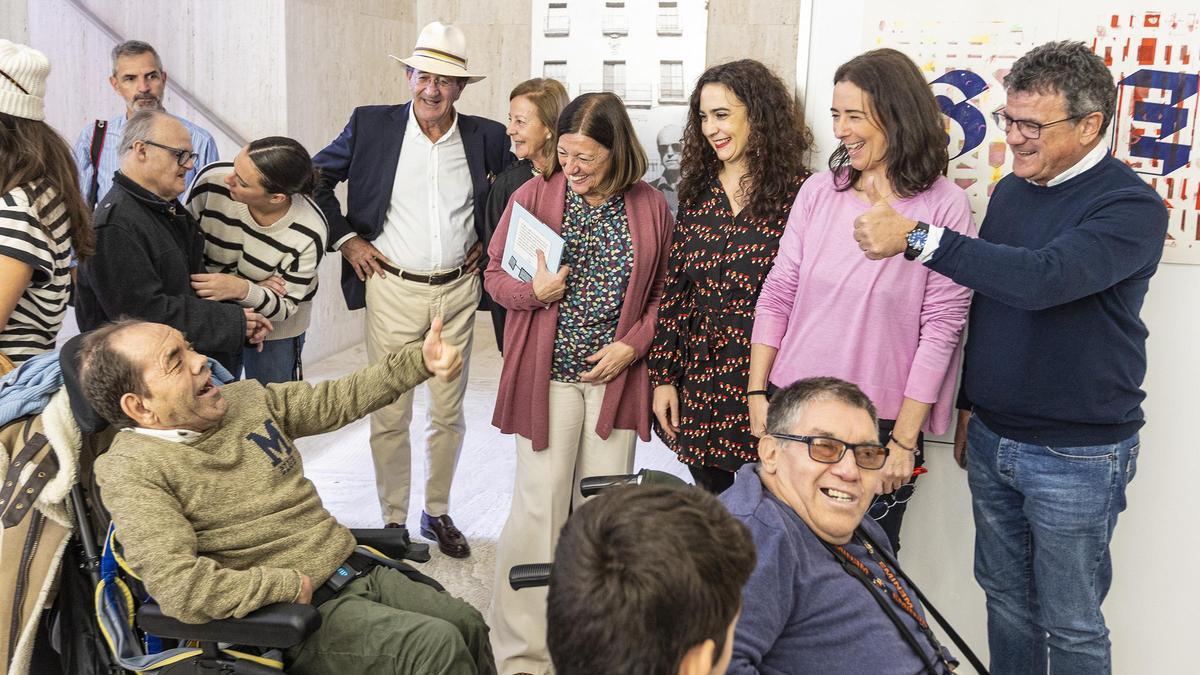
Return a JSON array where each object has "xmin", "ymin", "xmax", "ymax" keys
[
  {"xmin": 770, "ymin": 434, "xmax": 890, "ymax": 470},
  {"xmin": 143, "ymin": 139, "xmax": 199, "ymax": 167},
  {"xmin": 990, "ymin": 108, "xmax": 1097, "ymax": 140}
]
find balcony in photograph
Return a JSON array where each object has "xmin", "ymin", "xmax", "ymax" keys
[
  {"xmin": 656, "ymin": 15, "xmax": 681, "ymax": 35},
  {"xmin": 580, "ymin": 83, "xmax": 653, "ymax": 108},
  {"xmin": 601, "ymin": 16, "xmax": 628, "ymax": 36},
  {"xmin": 544, "ymin": 14, "xmax": 569, "ymax": 36}
]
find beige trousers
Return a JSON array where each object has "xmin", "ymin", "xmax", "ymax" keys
[
  {"xmin": 363, "ymin": 271, "xmax": 480, "ymax": 524},
  {"xmin": 489, "ymin": 381, "xmax": 637, "ymax": 675}
]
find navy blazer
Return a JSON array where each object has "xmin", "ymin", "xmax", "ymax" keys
[{"xmin": 312, "ymin": 102, "xmax": 514, "ymax": 310}]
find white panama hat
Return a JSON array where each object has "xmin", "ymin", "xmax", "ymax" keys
[{"xmin": 390, "ymin": 21, "xmax": 485, "ymax": 83}]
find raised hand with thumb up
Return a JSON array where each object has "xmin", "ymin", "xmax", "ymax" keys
[
  {"xmin": 852, "ymin": 175, "xmax": 916, "ymax": 260},
  {"xmin": 532, "ymin": 249, "xmax": 570, "ymax": 304},
  {"xmin": 422, "ymin": 316, "xmax": 463, "ymax": 382}
]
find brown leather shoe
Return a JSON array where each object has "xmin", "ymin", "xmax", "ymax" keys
[{"xmin": 420, "ymin": 512, "xmax": 471, "ymax": 558}]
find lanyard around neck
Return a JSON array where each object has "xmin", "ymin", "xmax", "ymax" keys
[{"xmin": 822, "ymin": 529, "xmax": 956, "ymax": 674}]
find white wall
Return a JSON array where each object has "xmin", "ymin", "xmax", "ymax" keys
[
  {"xmin": 803, "ymin": 0, "xmax": 1200, "ymax": 671},
  {"xmin": 0, "ymin": 0, "xmax": 28, "ymax": 43}
]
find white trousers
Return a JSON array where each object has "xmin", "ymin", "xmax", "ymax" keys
[{"xmin": 488, "ymin": 381, "xmax": 636, "ymax": 675}]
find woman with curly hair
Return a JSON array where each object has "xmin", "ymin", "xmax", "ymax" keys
[
  {"xmin": 749, "ymin": 48, "xmax": 977, "ymax": 552},
  {"xmin": 648, "ymin": 59, "xmax": 812, "ymax": 493}
]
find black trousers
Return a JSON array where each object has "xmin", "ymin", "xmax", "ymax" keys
[
  {"xmin": 872, "ymin": 418, "xmax": 925, "ymax": 555},
  {"xmin": 687, "ymin": 462, "xmax": 736, "ymax": 494}
]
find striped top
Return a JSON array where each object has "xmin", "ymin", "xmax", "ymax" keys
[
  {"xmin": 184, "ymin": 162, "xmax": 328, "ymax": 341},
  {"xmin": 0, "ymin": 183, "xmax": 74, "ymax": 364}
]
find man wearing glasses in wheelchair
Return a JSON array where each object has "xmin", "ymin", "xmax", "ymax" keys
[
  {"xmin": 722, "ymin": 377, "xmax": 957, "ymax": 674},
  {"xmin": 79, "ymin": 319, "xmax": 495, "ymax": 674}
]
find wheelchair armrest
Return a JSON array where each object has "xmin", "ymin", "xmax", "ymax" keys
[
  {"xmin": 509, "ymin": 563, "xmax": 552, "ymax": 590},
  {"xmin": 351, "ymin": 528, "xmax": 431, "ymax": 563},
  {"xmin": 136, "ymin": 602, "xmax": 321, "ymax": 648}
]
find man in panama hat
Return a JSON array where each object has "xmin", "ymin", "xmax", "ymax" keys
[{"xmin": 313, "ymin": 21, "xmax": 514, "ymax": 559}]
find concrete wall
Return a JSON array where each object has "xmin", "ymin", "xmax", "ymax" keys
[
  {"xmin": 28, "ymin": 0, "xmax": 286, "ymax": 159},
  {"xmin": 0, "ymin": 0, "xmax": 29, "ymax": 43},
  {"xmin": 706, "ymin": 0, "xmax": 801, "ymax": 93}
]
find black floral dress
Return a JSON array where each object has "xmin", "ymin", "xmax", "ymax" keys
[{"xmin": 648, "ymin": 174, "xmax": 806, "ymax": 471}]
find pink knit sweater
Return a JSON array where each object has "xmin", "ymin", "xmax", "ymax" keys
[
  {"xmin": 752, "ymin": 172, "xmax": 977, "ymax": 434},
  {"xmin": 484, "ymin": 173, "xmax": 674, "ymax": 450}
]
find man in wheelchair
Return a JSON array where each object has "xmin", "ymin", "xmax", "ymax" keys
[
  {"xmin": 720, "ymin": 377, "xmax": 958, "ymax": 674},
  {"xmin": 79, "ymin": 319, "xmax": 495, "ymax": 674}
]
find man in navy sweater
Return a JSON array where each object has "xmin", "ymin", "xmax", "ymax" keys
[{"xmin": 855, "ymin": 41, "xmax": 1169, "ymax": 673}]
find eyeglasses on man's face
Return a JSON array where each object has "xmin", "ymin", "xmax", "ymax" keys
[
  {"xmin": 770, "ymin": 433, "xmax": 889, "ymax": 470},
  {"xmin": 412, "ymin": 72, "xmax": 461, "ymax": 91},
  {"xmin": 143, "ymin": 139, "xmax": 199, "ymax": 167},
  {"xmin": 990, "ymin": 107, "xmax": 1097, "ymax": 140}
]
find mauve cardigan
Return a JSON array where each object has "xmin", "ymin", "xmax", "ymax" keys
[{"xmin": 484, "ymin": 172, "xmax": 674, "ymax": 451}]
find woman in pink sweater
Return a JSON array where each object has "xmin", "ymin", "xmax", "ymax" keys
[
  {"xmin": 483, "ymin": 92, "xmax": 674, "ymax": 674},
  {"xmin": 749, "ymin": 49, "xmax": 977, "ymax": 553}
]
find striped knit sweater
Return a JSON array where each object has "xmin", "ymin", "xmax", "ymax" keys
[
  {"xmin": 0, "ymin": 182, "xmax": 73, "ymax": 364},
  {"xmin": 184, "ymin": 162, "xmax": 328, "ymax": 340}
]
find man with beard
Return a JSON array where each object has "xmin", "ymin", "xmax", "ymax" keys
[{"xmin": 73, "ymin": 40, "xmax": 218, "ymax": 208}]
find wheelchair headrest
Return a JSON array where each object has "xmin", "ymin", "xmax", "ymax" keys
[{"xmin": 60, "ymin": 333, "xmax": 111, "ymax": 435}]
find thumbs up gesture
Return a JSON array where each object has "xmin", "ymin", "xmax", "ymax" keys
[
  {"xmin": 422, "ymin": 316, "xmax": 463, "ymax": 382},
  {"xmin": 532, "ymin": 249, "xmax": 570, "ymax": 304},
  {"xmin": 852, "ymin": 176, "xmax": 916, "ymax": 260}
]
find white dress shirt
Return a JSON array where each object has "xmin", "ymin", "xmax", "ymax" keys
[
  {"xmin": 373, "ymin": 109, "xmax": 475, "ymax": 273},
  {"xmin": 919, "ymin": 141, "xmax": 1110, "ymax": 262}
]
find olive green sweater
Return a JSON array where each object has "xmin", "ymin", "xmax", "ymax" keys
[{"xmin": 94, "ymin": 345, "xmax": 430, "ymax": 623}]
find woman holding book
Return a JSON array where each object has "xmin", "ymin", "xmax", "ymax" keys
[{"xmin": 483, "ymin": 92, "xmax": 674, "ymax": 674}]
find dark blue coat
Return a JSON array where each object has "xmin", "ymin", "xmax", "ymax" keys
[{"xmin": 312, "ymin": 102, "xmax": 514, "ymax": 310}]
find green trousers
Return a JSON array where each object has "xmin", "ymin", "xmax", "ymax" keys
[{"xmin": 285, "ymin": 566, "xmax": 496, "ymax": 674}]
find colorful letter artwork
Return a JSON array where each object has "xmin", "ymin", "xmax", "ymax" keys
[{"xmin": 873, "ymin": 12, "xmax": 1200, "ymax": 264}]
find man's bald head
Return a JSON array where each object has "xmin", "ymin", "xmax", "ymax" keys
[
  {"xmin": 118, "ymin": 110, "xmax": 195, "ymax": 201},
  {"xmin": 80, "ymin": 320, "xmax": 156, "ymax": 428}
]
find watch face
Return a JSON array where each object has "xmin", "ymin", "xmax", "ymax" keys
[{"xmin": 906, "ymin": 228, "xmax": 928, "ymax": 249}]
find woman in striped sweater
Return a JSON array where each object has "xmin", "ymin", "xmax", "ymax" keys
[
  {"xmin": 184, "ymin": 136, "xmax": 328, "ymax": 384},
  {"xmin": 0, "ymin": 40, "xmax": 94, "ymax": 370}
]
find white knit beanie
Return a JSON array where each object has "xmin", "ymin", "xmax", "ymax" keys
[{"xmin": 0, "ymin": 39, "xmax": 50, "ymax": 121}]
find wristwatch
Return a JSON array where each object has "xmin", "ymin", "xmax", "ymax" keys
[{"xmin": 903, "ymin": 221, "xmax": 930, "ymax": 261}]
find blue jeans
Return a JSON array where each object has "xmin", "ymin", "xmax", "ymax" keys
[
  {"xmin": 967, "ymin": 415, "xmax": 1138, "ymax": 675},
  {"xmin": 243, "ymin": 333, "xmax": 305, "ymax": 385}
]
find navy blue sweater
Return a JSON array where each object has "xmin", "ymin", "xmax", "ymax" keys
[{"xmin": 928, "ymin": 155, "xmax": 1168, "ymax": 445}]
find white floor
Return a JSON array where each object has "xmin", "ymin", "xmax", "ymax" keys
[{"xmin": 294, "ymin": 313, "xmax": 691, "ymax": 612}]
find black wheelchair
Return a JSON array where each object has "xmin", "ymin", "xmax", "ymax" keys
[{"xmin": 47, "ymin": 335, "xmax": 439, "ymax": 674}]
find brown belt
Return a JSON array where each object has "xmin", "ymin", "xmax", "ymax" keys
[{"xmin": 380, "ymin": 262, "xmax": 468, "ymax": 286}]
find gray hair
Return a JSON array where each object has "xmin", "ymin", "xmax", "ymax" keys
[
  {"xmin": 111, "ymin": 40, "xmax": 163, "ymax": 76},
  {"xmin": 118, "ymin": 109, "xmax": 174, "ymax": 157},
  {"xmin": 765, "ymin": 377, "xmax": 878, "ymax": 437},
  {"xmin": 1004, "ymin": 40, "xmax": 1116, "ymax": 135}
]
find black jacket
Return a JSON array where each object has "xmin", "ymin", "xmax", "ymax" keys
[
  {"xmin": 75, "ymin": 172, "xmax": 245, "ymax": 370},
  {"xmin": 312, "ymin": 103, "xmax": 515, "ymax": 310}
]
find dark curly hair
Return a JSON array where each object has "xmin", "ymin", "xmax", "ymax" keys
[
  {"xmin": 828, "ymin": 49, "xmax": 948, "ymax": 199},
  {"xmin": 677, "ymin": 59, "xmax": 812, "ymax": 222}
]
